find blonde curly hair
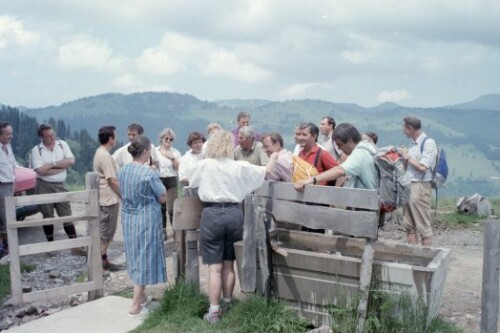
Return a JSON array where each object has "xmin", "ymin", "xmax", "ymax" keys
[{"xmin": 205, "ymin": 130, "xmax": 233, "ymax": 159}]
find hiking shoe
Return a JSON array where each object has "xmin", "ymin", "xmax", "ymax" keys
[
  {"xmin": 102, "ymin": 259, "xmax": 122, "ymax": 271},
  {"xmin": 71, "ymin": 247, "xmax": 87, "ymax": 256},
  {"xmin": 221, "ymin": 300, "xmax": 232, "ymax": 315},
  {"xmin": 203, "ymin": 310, "xmax": 220, "ymax": 324}
]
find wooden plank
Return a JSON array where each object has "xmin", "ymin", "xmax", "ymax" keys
[
  {"xmin": 86, "ymin": 172, "xmax": 104, "ymax": 300},
  {"xmin": 174, "ymin": 230, "xmax": 186, "ymax": 281},
  {"xmin": 271, "ymin": 200, "xmax": 379, "ymax": 239},
  {"xmin": 254, "ymin": 181, "xmax": 379, "ymax": 210},
  {"xmin": 481, "ymin": 219, "xmax": 500, "ymax": 333},
  {"xmin": 255, "ymin": 206, "xmax": 269, "ymax": 295},
  {"xmin": 5, "ymin": 197, "xmax": 23, "ymax": 305},
  {"xmin": 356, "ymin": 241, "xmax": 375, "ymax": 333},
  {"xmin": 13, "ymin": 190, "xmax": 93, "ymax": 206},
  {"xmin": 185, "ymin": 230, "xmax": 200, "ymax": 288},
  {"xmin": 273, "ymin": 271, "xmax": 359, "ymax": 305},
  {"xmin": 19, "ymin": 237, "xmax": 91, "ymax": 256},
  {"xmin": 8, "ymin": 213, "xmax": 91, "ymax": 229},
  {"xmin": 240, "ymin": 194, "xmax": 257, "ymax": 292},
  {"xmin": 172, "ymin": 197, "xmax": 203, "ymax": 230},
  {"xmin": 22, "ymin": 282, "xmax": 96, "ymax": 304},
  {"xmin": 273, "ymin": 248, "xmax": 362, "ymax": 277}
]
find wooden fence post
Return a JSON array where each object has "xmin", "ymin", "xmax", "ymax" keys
[
  {"xmin": 86, "ymin": 172, "xmax": 104, "ymax": 300},
  {"xmin": 481, "ymin": 219, "xmax": 500, "ymax": 333},
  {"xmin": 185, "ymin": 230, "xmax": 200, "ymax": 288}
]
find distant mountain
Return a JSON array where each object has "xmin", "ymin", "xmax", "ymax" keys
[
  {"xmin": 18, "ymin": 91, "xmax": 500, "ymax": 197},
  {"xmin": 444, "ymin": 93, "xmax": 500, "ymax": 111}
]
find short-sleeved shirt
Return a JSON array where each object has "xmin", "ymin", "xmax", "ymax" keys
[
  {"xmin": 341, "ymin": 141, "xmax": 378, "ymax": 190},
  {"xmin": 178, "ymin": 149, "xmax": 204, "ymax": 183},
  {"xmin": 0, "ymin": 143, "xmax": 16, "ymax": 183},
  {"xmin": 156, "ymin": 146, "xmax": 181, "ymax": 178},
  {"xmin": 93, "ymin": 146, "xmax": 120, "ymax": 206},
  {"xmin": 32, "ymin": 140, "xmax": 74, "ymax": 183},
  {"xmin": 266, "ymin": 149, "xmax": 292, "ymax": 182},
  {"xmin": 190, "ymin": 158, "xmax": 266, "ymax": 203},
  {"xmin": 113, "ymin": 143, "xmax": 159, "ymax": 168},
  {"xmin": 298, "ymin": 144, "xmax": 338, "ymax": 185},
  {"xmin": 406, "ymin": 132, "xmax": 437, "ymax": 182},
  {"xmin": 233, "ymin": 141, "xmax": 269, "ymax": 166}
]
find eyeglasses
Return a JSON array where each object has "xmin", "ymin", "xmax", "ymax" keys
[{"xmin": 164, "ymin": 138, "xmax": 174, "ymax": 142}]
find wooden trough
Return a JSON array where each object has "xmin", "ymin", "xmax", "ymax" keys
[
  {"xmin": 235, "ymin": 181, "xmax": 450, "ymax": 328},
  {"xmin": 234, "ymin": 229, "xmax": 450, "ymax": 326}
]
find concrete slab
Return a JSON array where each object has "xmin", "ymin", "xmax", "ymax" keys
[{"xmin": 6, "ymin": 296, "xmax": 143, "ymax": 333}]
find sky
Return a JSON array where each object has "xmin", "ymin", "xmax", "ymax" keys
[{"xmin": 0, "ymin": 0, "xmax": 499, "ymax": 108}]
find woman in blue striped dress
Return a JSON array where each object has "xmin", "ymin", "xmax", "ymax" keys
[{"xmin": 118, "ymin": 135, "xmax": 167, "ymax": 316}]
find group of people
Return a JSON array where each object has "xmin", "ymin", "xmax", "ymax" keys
[{"xmin": 0, "ymin": 112, "xmax": 438, "ymax": 320}]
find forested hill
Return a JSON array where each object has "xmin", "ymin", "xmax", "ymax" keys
[{"xmin": 3, "ymin": 92, "xmax": 500, "ymax": 196}]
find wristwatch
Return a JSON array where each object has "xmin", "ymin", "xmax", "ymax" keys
[{"xmin": 312, "ymin": 176, "xmax": 317, "ymax": 185}]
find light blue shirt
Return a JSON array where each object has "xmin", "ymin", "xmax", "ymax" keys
[
  {"xmin": 406, "ymin": 132, "xmax": 437, "ymax": 182},
  {"xmin": 341, "ymin": 141, "xmax": 378, "ymax": 190}
]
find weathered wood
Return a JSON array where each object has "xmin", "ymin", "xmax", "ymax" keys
[
  {"xmin": 185, "ymin": 230, "xmax": 200, "ymax": 288},
  {"xmin": 481, "ymin": 219, "xmax": 500, "ymax": 333},
  {"xmin": 6, "ymin": 175, "xmax": 104, "ymax": 305},
  {"xmin": 8, "ymin": 213, "xmax": 90, "ymax": 229},
  {"xmin": 172, "ymin": 197, "xmax": 203, "ymax": 230},
  {"xmin": 171, "ymin": 251, "xmax": 179, "ymax": 281},
  {"xmin": 5, "ymin": 197, "xmax": 22, "ymax": 305},
  {"xmin": 270, "ymin": 200, "xmax": 379, "ymax": 239},
  {"xmin": 22, "ymin": 281, "xmax": 97, "ymax": 304},
  {"xmin": 240, "ymin": 195, "xmax": 257, "ymax": 292},
  {"xmin": 254, "ymin": 181, "xmax": 379, "ymax": 210},
  {"xmin": 255, "ymin": 206, "xmax": 269, "ymax": 295},
  {"xmin": 356, "ymin": 241, "xmax": 375, "ymax": 333},
  {"xmin": 19, "ymin": 237, "xmax": 91, "ymax": 256},
  {"xmin": 13, "ymin": 190, "xmax": 93, "ymax": 206},
  {"xmin": 86, "ymin": 172, "xmax": 104, "ymax": 300},
  {"xmin": 174, "ymin": 230, "xmax": 186, "ymax": 281}
]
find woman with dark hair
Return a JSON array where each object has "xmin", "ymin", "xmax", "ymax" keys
[
  {"xmin": 178, "ymin": 131, "xmax": 206, "ymax": 186},
  {"xmin": 118, "ymin": 136, "xmax": 167, "ymax": 316},
  {"xmin": 189, "ymin": 130, "xmax": 278, "ymax": 323}
]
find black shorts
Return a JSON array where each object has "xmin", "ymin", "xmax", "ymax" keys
[{"xmin": 200, "ymin": 205, "xmax": 243, "ymax": 265}]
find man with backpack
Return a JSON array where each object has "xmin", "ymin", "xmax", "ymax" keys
[{"xmin": 399, "ymin": 116, "xmax": 437, "ymax": 246}]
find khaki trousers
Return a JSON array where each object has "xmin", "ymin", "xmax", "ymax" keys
[{"xmin": 404, "ymin": 182, "xmax": 433, "ymax": 239}]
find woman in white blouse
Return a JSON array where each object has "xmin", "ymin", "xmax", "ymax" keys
[
  {"xmin": 190, "ymin": 130, "xmax": 277, "ymax": 323},
  {"xmin": 156, "ymin": 128, "xmax": 181, "ymax": 232},
  {"xmin": 178, "ymin": 131, "xmax": 206, "ymax": 186}
]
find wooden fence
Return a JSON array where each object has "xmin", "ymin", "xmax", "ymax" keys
[{"xmin": 5, "ymin": 173, "xmax": 103, "ymax": 305}]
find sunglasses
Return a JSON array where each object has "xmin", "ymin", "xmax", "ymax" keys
[{"xmin": 164, "ymin": 137, "xmax": 174, "ymax": 142}]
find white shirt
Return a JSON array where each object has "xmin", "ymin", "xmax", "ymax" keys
[
  {"xmin": 156, "ymin": 146, "xmax": 181, "ymax": 178},
  {"xmin": 32, "ymin": 140, "xmax": 74, "ymax": 183},
  {"xmin": 0, "ymin": 143, "xmax": 16, "ymax": 183},
  {"xmin": 113, "ymin": 143, "xmax": 159, "ymax": 168},
  {"xmin": 320, "ymin": 133, "xmax": 342, "ymax": 161},
  {"xmin": 178, "ymin": 149, "xmax": 204, "ymax": 183},
  {"xmin": 190, "ymin": 158, "xmax": 266, "ymax": 202}
]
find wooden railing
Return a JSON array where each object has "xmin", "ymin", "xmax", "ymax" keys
[{"xmin": 5, "ymin": 173, "xmax": 103, "ymax": 305}]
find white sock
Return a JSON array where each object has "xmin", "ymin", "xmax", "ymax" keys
[
  {"xmin": 223, "ymin": 298, "xmax": 231, "ymax": 304},
  {"xmin": 210, "ymin": 304, "xmax": 220, "ymax": 313}
]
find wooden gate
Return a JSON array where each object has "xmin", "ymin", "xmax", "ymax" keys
[{"xmin": 5, "ymin": 173, "xmax": 103, "ymax": 305}]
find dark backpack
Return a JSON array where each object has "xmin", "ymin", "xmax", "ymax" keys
[
  {"xmin": 421, "ymin": 137, "xmax": 448, "ymax": 189},
  {"xmin": 358, "ymin": 145, "xmax": 411, "ymax": 212}
]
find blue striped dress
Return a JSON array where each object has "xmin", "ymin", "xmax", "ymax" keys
[{"xmin": 118, "ymin": 163, "xmax": 167, "ymax": 285}]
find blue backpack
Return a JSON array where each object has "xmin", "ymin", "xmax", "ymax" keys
[{"xmin": 421, "ymin": 137, "xmax": 448, "ymax": 189}]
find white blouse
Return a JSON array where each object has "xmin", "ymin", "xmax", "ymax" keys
[{"xmin": 156, "ymin": 146, "xmax": 181, "ymax": 178}]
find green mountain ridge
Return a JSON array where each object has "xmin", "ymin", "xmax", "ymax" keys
[{"xmin": 12, "ymin": 91, "xmax": 500, "ymax": 197}]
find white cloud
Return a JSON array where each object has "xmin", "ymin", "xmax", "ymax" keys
[
  {"xmin": 375, "ymin": 89, "xmax": 412, "ymax": 104},
  {"xmin": 0, "ymin": 16, "xmax": 39, "ymax": 49},
  {"xmin": 56, "ymin": 35, "xmax": 127, "ymax": 72},
  {"xmin": 281, "ymin": 82, "xmax": 335, "ymax": 99},
  {"xmin": 111, "ymin": 72, "xmax": 170, "ymax": 93}
]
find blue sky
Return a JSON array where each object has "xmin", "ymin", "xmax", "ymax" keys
[{"xmin": 0, "ymin": 0, "xmax": 499, "ymax": 108}]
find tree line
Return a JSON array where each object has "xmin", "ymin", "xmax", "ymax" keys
[{"xmin": 1, "ymin": 105, "xmax": 99, "ymax": 186}]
